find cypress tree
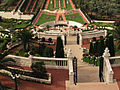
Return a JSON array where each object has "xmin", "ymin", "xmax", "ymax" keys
[
  {"xmin": 97, "ymin": 36, "xmax": 105, "ymax": 56},
  {"xmin": 55, "ymin": 37, "xmax": 64, "ymax": 58},
  {"xmin": 99, "ymin": 36, "xmax": 105, "ymax": 56},
  {"xmin": 92, "ymin": 37, "xmax": 96, "ymax": 42},
  {"xmin": 89, "ymin": 41, "xmax": 94, "ymax": 55},
  {"xmin": 94, "ymin": 40, "xmax": 98, "ymax": 54},
  {"xmin": 106, "ymin": 35, "xmax": 115, "ymax": 57},
  {"xmin": 105, "ymin": 35, "xmax": 115, "ymax": 64}
]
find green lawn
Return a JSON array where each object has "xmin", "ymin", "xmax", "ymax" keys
[
  {"xmin": 65, "ymin": 13, "xmax": 86, "ymax": 24},
  {"xmin": 36, "ymin": 14, "xmax": 56, "ymax": 25}
]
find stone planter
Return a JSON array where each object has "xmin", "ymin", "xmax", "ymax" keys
[{"xmin": 20, "ymin": 73, "xmax": 51, "ymax": 84}]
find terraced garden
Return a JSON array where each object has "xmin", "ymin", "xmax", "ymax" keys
[
  {"xmin": 20, "ymin": 0, "xmax": 46, "ymax": 14},
  {"xmin": 0, "ymin": 0, "xmax": 21, "ymax": 11},
  {"xmin": 47, "ymin": 0, "xmax": 72, "ymax": 10},
  {"xmin": 0, "ymin": 0, "xmax": 89, "ymax": 28}
]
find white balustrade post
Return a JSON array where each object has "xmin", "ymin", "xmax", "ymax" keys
[
  {"xmin": 79, "ymin": 34, "xmax": 82, "ymax": 47},
  {"xmin": 67, "ymin": 49, "xmax": 74, "ymax": 84},
  {"xmin": 62, "ymin": 35, "xmax": 65, "ymax": 45},
  {"xmin": 105, "ymin": 30, "xmax": 107, "ymax": 37},
  {"xmin": 28, "ymin": 55, "xmax": 33, "ymax": 67},
  {"xmin": 103, "ymin": 48, "xmax": 114, "ymax": 84}
]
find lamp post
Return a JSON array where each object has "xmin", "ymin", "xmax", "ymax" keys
[{"xmin": 11, "ymin": 71, "xmax": 20, "ymax": 90}]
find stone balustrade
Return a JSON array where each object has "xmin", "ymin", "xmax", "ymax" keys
[
  {"xmin": 6, "ymin": 49, "xmax": 74, "ymax": 84},
  {"xmin": 103, "ymin": 48, "xmax": 114, "ymax": 84}
]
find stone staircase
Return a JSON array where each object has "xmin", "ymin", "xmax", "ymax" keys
[{"xmin": 65, "ymin": 36, "xmax": 119, "ymax": 90}]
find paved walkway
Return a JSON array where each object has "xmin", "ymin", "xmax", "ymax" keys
[
  {"xmin": 54, "ymin": 0, "xmax": 56, "ymax": 8},
  {"xmin": 64, "ymin": 36, "xmax": 99, "ymax": 83}
]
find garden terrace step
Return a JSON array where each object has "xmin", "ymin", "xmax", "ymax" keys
[{"xmin": 66, "ymin": 82, "xmax": 119, "ymax": 90}]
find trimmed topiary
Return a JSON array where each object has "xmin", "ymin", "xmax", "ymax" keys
[
  {"xmin": 48, "ymin": 38, "xmax": 52, "ymax": 42},
  {"xmin": 41, "ymin": 37, "xmax": 45, "ymax": 42},
  {"xmin": 55, "ymin": 37, "xmax": 64, "ymax": 58},
  {"xmin": 89, "ymin": 41, "xmax": 94, "ymax": 55}
]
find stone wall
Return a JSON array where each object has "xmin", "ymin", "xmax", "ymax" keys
[
  {"xmin": 0, "ymin": 11, "xmax": 33, "ymax": 20},
  {"xmin": 6, "ymin": 55, "xmax": 32, "ymax": 67}
]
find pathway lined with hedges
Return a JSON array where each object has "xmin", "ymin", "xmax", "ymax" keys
[
  {"xmin": 25, "ymin": 0, "xmax": 31, "ymax": 12},
  {"xmin": 14, "ymin": 0, "xmax": 22, "ymax": 10},
  {"xmin": 69, "ymin": 0, "xmax": 75, "ymax": 9},
  {"xmin": 45, "ymin": 0, "xmax": 50, "ymax": 10},
  {"xmin": 30, "ymin": 0, "xmax": 37, "ymax": 12},
  {"xmin": 33, "ymin": 10, "xmax": 43, "ymax": 25},
  {"xmin": 63, "ymin": 0, "xmax": 66, "ymax": 8},
  {"xmin": 54, "ymin": 0, "xmax": 56, "ymax": 8}
]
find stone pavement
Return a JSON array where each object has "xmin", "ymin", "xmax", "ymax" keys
[
  {"xmin": 66, "ymin": 82, "xmax": 119, "ymax": 90},
  {"xmin": 64, "ymin": 35, "xmax": 119, "ymax": 90}
]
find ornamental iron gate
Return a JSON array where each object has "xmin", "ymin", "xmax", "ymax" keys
[{"xmin": 73, "ymin": 57, "xmax": 77, "ymax": 85}]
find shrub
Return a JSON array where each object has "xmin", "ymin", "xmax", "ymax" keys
[
  {"xmin": 31, "ymin": 61, "xmax": 48, "ymax": 79},
  {"xmin": 92, "ymin": 37, "xmax": 96, "ymax": 41},
  {"xmin": 89, "ymin": 42, "xmax": 94, "ymax": 55},
  {"xmin": 43, "ymin": 47, "xmax": 54, "ymax": 57},
  {"xmin": 19, "ymin": 49, "xmax": 24, "ymax": 56},
  {"xmin": 48, "ymin": 38, "xmax": 52, "ymax": 42},
  {"xmin": 35, "ymin": 54, "xmax": 39, "ymax": 57},
  {"xmin": 41, "ymin": 37, "xmax": 45, "ymax": 42},
  {"xmin": 24, "ymin": 53, "xmax": 29, "ymax": 57},
  {"xmin": 55, "ymin": 37, "xmax": 64, "ymax": 58},
  {"xmin": 15, "ymin": 52, "xmax": 19, "ymax": 56}
]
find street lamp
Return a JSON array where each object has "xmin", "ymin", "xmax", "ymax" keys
[{"xmin": 11, "ymin": 71, "xmax": 20, "ymax": 90}]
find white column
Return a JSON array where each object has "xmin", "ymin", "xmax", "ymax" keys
[
  {"xmin": 28, "ymin": 55, "xmax": 33, "ymax": 67},
  {"xmin": 79, "ymin": 33, "xmax": 82, "ymax": 47},
  {"xmin": 105, "ymin": 30, "xmax": 107, "ymax": 37}
]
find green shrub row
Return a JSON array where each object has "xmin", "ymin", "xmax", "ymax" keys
[{"xmin": 83, "ymin": 56, "xmax": 100, "ymax": 66}]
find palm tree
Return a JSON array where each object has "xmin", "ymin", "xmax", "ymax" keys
[
  {"xmin": 13, "ymin": 29, "xmax": 35, "ymax": 52},
  {"xmin": 112, "ymin": 26, "xmax": 120, "ymax": 49}
]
